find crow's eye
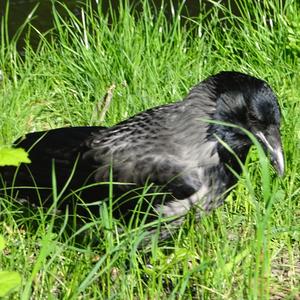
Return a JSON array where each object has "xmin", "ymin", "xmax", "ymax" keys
[{"xmin": 248, "ymin": 113, "xmax": 259, "ymax": 124}]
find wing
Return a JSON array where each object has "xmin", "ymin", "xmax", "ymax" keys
[{"xmin": 83, "ymin": 100, "xmax": 219, "ymax": 201}]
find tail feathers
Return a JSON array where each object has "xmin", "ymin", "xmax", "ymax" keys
[{"xmin": 0, "ymin": 126, "xmax": 107, "ymax": 207}]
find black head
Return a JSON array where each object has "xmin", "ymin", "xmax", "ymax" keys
[{"xmin": 209, "ymin": 71, "xmax": 284, "ymax": 176}]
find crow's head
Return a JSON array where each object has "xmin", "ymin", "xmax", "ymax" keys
[{"xmin": 209, "ymin": 71, "xmax": 284, "ymax": 176}]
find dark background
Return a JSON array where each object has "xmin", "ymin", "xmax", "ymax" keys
[{"xmin": 0, "ymin": 1, "xmax": 237, "ymax": 47}]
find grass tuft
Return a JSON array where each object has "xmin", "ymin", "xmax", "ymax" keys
[{"xmin": 0, "ymin": 0, "xmax": 299, "ymax": 298}]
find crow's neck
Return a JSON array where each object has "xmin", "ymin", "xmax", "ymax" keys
[{"xmin": 211, "ymin": 124, "xmax": 252, "ymax": 176}]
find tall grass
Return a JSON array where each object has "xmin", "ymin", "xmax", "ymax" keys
[{"xmin": 0, "ymin": 0, "xmax": 299, "ymax": 299}]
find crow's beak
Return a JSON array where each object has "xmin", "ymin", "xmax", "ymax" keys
[{"xmin": 255, "ymin": 126, "xmax": 284, "ymax": 176}]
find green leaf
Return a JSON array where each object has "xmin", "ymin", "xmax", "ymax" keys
[
  {"xmin": 0, "ymin": 271, "xmax": 21, "ymax": 297},
  {"xmin": 0, "ymin": 147, "xmax": 31, "ymax": 166},
  {"xmin": 0, "ymin": 235, "xmax": 5, "ymax": 251}
]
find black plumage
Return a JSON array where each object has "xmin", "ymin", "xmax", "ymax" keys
[{"xmin": 0, "ymin": 71, "xmax": 284, "ymax": 228}]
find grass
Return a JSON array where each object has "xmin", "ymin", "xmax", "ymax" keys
[{"xmin": 0, "ymin": 0, "xmax": 299, "ymax": 298}]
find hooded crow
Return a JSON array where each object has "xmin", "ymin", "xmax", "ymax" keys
[{"xmin": 0, "ymin": 71, "xmax": 284, "ymax": 228}]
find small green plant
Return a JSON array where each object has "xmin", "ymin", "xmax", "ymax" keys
[
  {"xmin": 0, "ymin": 148, "xmax": 29, "ymax": 296},
  {"xmin": 0, "ymin": 235, "xmax": 21, "ymax": 297},
  {"xmin": 0, "ymin": 147, "xmax": 30, "ymax": 166}
]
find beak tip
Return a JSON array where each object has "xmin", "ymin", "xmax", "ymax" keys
[
  {"xmin": 272, "ymin": 147, "xmax": 285, "ymax": 177},
  {"xmin": 277, "ymin": 168, "xmax": 284, "ymax": 177},
  {"xmin": 255, "ymin": 129, "xmax": 284, "ymax": 177}
]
